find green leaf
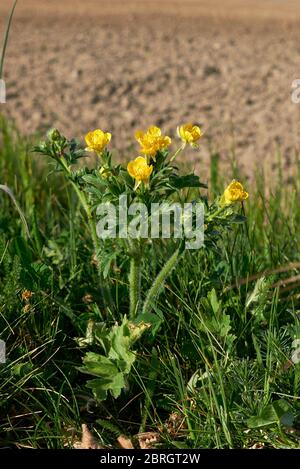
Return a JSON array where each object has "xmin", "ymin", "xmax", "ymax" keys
[
  {"xmin": 80, "ymin": 352, "xmax": 118, "ymax": 377},
  {"xmin": 86, "ymin": 373, "xmax": 125, "ymax": 400},
  {"xmin": 12, "ymin": 362, "xmax": 33, "ymax": 377},
  {"xmin": 273, "ymin": 399, "xmax": 293, "ymax": 420},
  {"xmin": 246, "ymin": 277, "xmax": 268, "ymax": 309},
  {"xmin": 80, "ymin": 317, "xmax": 149, "ymax": 401},
  {"xmin": 108, "ymin": 319, "xmax": 136, "ymax": 374},
  {"xmin": 247, "ymin": 399, "xmax": 292, "ymax": 428},
  {"xmin": 170, "ymin": 173, "xmax": 207, "ymax": 190},
  {"xmin": 81, "ymin": 174, "xmax": 104, "ymax": 189},
  {"xmin": 208, "ymin": 288, "xmax": 220, "ymax": 314},
  {"xmin": 219, "ymin": 315, "xmax": 232, "ymax": 337}
]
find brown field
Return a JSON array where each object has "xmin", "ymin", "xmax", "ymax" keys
[{"xmin": 2, "ymin": 0, "xmax": 300, "ymax": 176}]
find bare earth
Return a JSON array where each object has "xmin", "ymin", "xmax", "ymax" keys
[{"xmin": 2, "ymin": 0, "xmax": 300, "ymax": 177}]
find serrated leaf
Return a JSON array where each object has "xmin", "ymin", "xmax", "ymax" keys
[
  {"xmin": 80, "ymin": 317, "xmax": 149, "ymax": 401},
  {"xmin": 246, "ymin": 277, "xmax": 267, "ymax": 309},
  {"xmin": 170, "ymin": 173, "xmax": 207, "ymax": 189},
  {"xmin": 81, "ymin": 174, "xmax": 104, "ymax": 189},
  {"xmin": 108, "ymin": 319, "xmax": 135, "ymax": 373},
  {"xmin": 80, "ymin": 352, "xmax": 119, "ymax": 377},
  {"xmin": 208, "ymin": 288, "xmax": 220, "ymax": 314},
  {"xmin": 86, "ymin": 373, "xmax": 125, "ymax": 400}
]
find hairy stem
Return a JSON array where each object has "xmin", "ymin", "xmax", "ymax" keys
[
  {"xmin": 142, "ymin": 248, "xmax": 180, "ymax": 316},
  {"xmin": 129, "ymin": 249, "xmax": 141, "ymax": 319}
]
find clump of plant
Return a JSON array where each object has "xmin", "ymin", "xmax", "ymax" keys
[{"xmin": 34, "ymin": 123, "xmax": 249, "ymax": 401}]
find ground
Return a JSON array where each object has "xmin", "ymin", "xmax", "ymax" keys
[{"xmin": 1, "ymin": 0, "xmax": 300, "ymax": 176}]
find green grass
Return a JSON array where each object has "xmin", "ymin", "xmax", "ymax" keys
[{"xmin": 0, "ymin": 116, "xmax": 300, "ymax": 449}]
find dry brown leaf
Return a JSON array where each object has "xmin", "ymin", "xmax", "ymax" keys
[
  {"xmin": 74, "ymin": 424, "xmax": 104, "ymax": 449},
  {"xmin": 117, "ymin": 435, "xmax": 134, "ymax": 449},
  {"xmin": 136, "ymin": 432, "xmax": 160, "ymax": 449}
]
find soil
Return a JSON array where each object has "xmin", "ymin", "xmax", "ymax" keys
[{"xmin": 1, "ymin": 0, "xmax": 300, "ymax": 178}]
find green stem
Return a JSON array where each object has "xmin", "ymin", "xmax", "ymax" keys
[
  {"xmin": 206, "ymin": 205, "xmax": 227, "ymax": 223},
  {"xmin": 142, "ymin": 248, "xmax": 180, "ymax": 316},
  {"xmin": 170, "ymin": 143, "xmax": 185, "ymax": 162},
  {"xmin": 129, "ymin": 255, "xmax": 141, "ymax": 319},
  {"xmin": 0, "ymin": 0, "xmax": 18, "ymax": 79}
]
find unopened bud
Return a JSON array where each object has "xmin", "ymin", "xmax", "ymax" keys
[{"xmin": 47, "ymin": 128, "xmax": 61, "ymax": 141}]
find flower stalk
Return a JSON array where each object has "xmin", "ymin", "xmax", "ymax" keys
[
  {"xmin": 129, "ymin": 254, "xmax": 141, "ymax": 319},
  {"xmin": 142, "ymin": 247, "xmax": 181, "ymax": 316},
  {"xmin": 170, "ymin": 143, "xmax": 185, "ymax": 162}
]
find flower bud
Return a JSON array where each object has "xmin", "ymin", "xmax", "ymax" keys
[{"xmin": 47, "ymin": 128, "xmax": 61, "ymax": 141}]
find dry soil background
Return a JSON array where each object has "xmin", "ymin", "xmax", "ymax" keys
[{"xmin": 1, "ymin": 0, "xmax": 300, "ymax": 177}]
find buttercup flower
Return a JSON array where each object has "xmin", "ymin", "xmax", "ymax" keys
[
  {"xmin": 177, "ymin": 123, "xmax": 203, "ymax": 147},
  {"xmin": 85, "ymin": 129, "xmax": 111, "ymax": 153},
  {"xmin": 220, "ymin": 180, "xmax": 249, "ymax": 205},
  {"xmin": 135, "ymin": 126, "xmax": 171, "ymax": 160},
  {"xmin": 127, "ymin": 156, "xmax": 153, "ymax": 189}
]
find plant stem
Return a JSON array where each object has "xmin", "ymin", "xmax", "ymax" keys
[
  {"xmin": 0, "ymin": 0, "xmax": 18, "ymax": 79},
  {"xmin": 142, "ymin": 247, "xmax": 180, "ymax": 316},
  {"xmin": 170, "ymin": 143, "xmax": 185, "ymax": 162},
  {"xmin": 129, "ymin": 244, "xmax": 141, "ymax": 319},
  {"xmin": 206, "ymin": 205, "xmax": 227, "ymax": 223}
]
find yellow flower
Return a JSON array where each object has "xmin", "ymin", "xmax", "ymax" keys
[
  {"xmin": 127, "ymin": 156, "xmax": 153, "ymax": 189},
  {"xmin": 177, "ymin": 123, "xmax": 203, "ymax": 146},
  {"xmin": 135, "ymin": 126, "xmax": 171, "ymax": 160},
  {"xmin": 220, "ymin": 180, "xmax": 249, "ymax": 205},
  {"xmin": 85, "ymin": 129, "xmax": 111, "ymax": 153}
]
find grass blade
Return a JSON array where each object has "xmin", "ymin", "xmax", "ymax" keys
[
  {"xmin": 0, "ymin": 184, "xmax": 30, "ymax": 237},
  {"xmin": 0, "ymin": 0, "xmax": 18, "ymax": 79}
]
